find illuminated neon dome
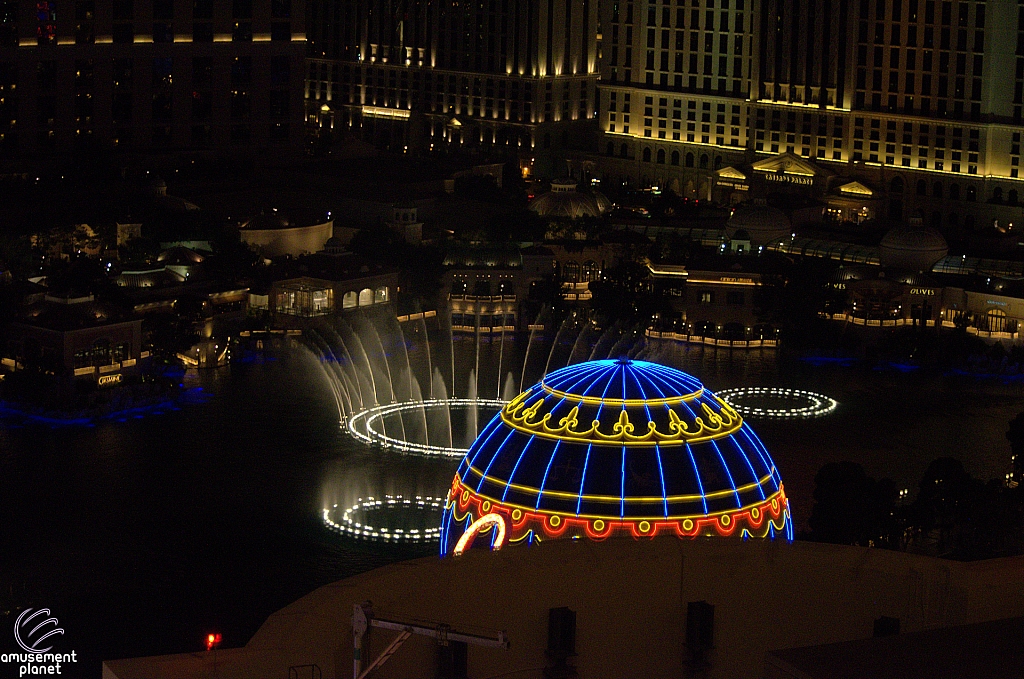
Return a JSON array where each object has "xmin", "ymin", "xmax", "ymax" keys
[{"xmin": 441, "ymin": 359, "xmax": 793, "ymax": 555}]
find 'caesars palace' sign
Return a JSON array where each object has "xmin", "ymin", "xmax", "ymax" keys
[{"xmin": 763, "ymin": 173, "xmax": 814, "ymax": 186}]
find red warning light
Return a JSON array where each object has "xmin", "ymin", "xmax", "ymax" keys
[{"xmin": 206, "ymin": 633, "xmax": 222, "ymax": 650}]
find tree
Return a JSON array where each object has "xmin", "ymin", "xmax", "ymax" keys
[
  {"xmin": 588, "ymin": 261, "xmax": 668, "ymax": 327},
  {"xmin": 806, "ymin": 461, "xmax": 898, "ymax": 546}
]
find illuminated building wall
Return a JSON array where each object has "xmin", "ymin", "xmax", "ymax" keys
[
  {"xmin": 306, "ymin": 0, "xmax": 600, "ymax": 161},
  {"xmin": 0, "ymin": 0, "xmax": 306, "ymax": 156},
  {"xmin": 596, "ymin": 0, "xmax": 1024, "ymax": 230}
]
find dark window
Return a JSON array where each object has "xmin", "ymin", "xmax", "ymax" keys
[
  {"xmin": 75, "ymin": 1, "xmax": 95, "ymax": 20},
  {"xmin": 270, "ymin": 56, "xmax": 290, "ymax": 86},
  {"xmin": 152, "ymin": 57, "xmax": 173, "ymax": 86},
  {"xmin": 112, "ymin": 23, "xmax": 134, "ymax": 43},
  {"xmin": 192, "ymin": 57, "xmax": 212, "ymax": 86},
  {"xmin": 232, "ymin": 22, "xmax": 252, "ymax": 41},
  {"xmin": 152, "ymin": 93, "xmax": 173, "ymax": 120},
  {"xmin": 271, "ymin": 0, "xmax": 291, "ymax": 18},
  {"xmin": 269, "ymin": 122, "xmax": 289, "ymax": 140},
  {"xmin": 232, "ymin": 0, "xmax": 252, "ymax": 19},
  {"xmin": 231, "ymin": 57, "xmax": 251, "ymax": 86},
  {"xmin": 193, "ymin": 0, "xmax": 213, "ymax": 20},
  {"xmin": 271, "ymin": 22, "xmax": 290, "ymax": 41},
  {"xmin": 268, "ymin": 90, "xmax": 289, "ymax": 119},
  {"xmin": 192, "ymin": 90, "xmax": 211, "ymax": 120},
  {"xmin": 112, "ymin": 0, "xmax": 133, "ymax": 21},
  {"xmin": 193, "ymin": 23, "xmax": 213, "ymax": 42},
  {"xmin": 153, "ymin": 22, "xmax": 173, "ymax": 42},
  {"xmin": 153, "ymin": 0, "xmax": 173, "ymax": 20},
  {"xmin": 230, "ymin": 90, "xmax": 250, "ymax": 120}
]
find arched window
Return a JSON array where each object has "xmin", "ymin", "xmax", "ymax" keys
[
  {"xmin": 890, "ymin": 176, "xmax": 904, "ymax": 193},
  {"xmin": 620, "ymin": 143, "xmax": 628, "ymax": 158},
  {"xmin": 685, "ymin": 152, "xmax": 694, "ymax": 167},
  {"xmin": 1010, "ymin": 189, "xmax": 1019, "ymax": 205},
  {"xmin": 993, "ymin": 187, "xmax": 1004, "ymax": 202},
  {"xmin": 358, "ymin": 288, "xmax": 374, "ymax": 306},
  {"xmin": 606, "ymin": 141, "xmax": 614, "ymax": 156},
  {"xmin": 932, "ymin": 181, "xmax": 943, "ymax": 198},
  {"xmin": 342, "ymin": 291, "xmax": 358, "ymax": 309},
  {"xmin": 374, "ymin": 286, "xmax": 388, "ymax": 303},
  {"xmin": 581, "ymin": 260, "xmax": 599, "ymax": 282},
  {"xmin": 642, "ymin": 147, "xmax": 652, "ymax": 162},
  {"xmin": 987, "ymin": 308, "xmax": 1007, "ymax": 333},
  {"xmin": 563, "ymin": 260, "xmax": 580, "ymax": 282},
  {"xmin": 949, "ymin": 183, "xmax": 960, "ymax": 200},
  {"xmin": 671, "ymin": 150, "xmax": 680, "ymax": 166},
  {"xmin": 713, "ymin": 156, "xmax": 722, "ymax": 170},
  {"xmin": 966, "ymin": 186, "xmax": 976, "ymax": 201},
  {"xmin": 656, "ymin": 148, "xmax": 666, "ymax": 164},
  {"xmin": 916, "ymin": 179, "xmax": 927, "ymax": 195},
  {"xmin": 699, "ymin": 153, "xmax": 709, "ymax": 169}
]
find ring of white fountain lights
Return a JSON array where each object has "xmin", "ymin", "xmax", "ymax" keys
[
  {"xmin": 323, "ymin": 494, "xmax": 445, "ymax": 543},
  {"xmin": 715, "ymin": 387, "xmax": 838, "ymax": 420},
  {"xmin": 346, "ymin": 398, "xmax": 507, "ymax": 457}
]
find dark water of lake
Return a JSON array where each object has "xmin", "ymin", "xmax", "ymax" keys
[{"xmin": 1, "ymin": 331, "xmax": 1021, "ymax": 678}]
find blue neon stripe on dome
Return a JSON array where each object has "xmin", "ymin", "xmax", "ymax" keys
[{"xmin": 576, "ymin": 362, "xmax": 619, "ymax": 514}]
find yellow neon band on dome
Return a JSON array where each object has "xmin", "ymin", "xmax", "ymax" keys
[
  {"xmin": 539, "ymin": 383, "xmax": 704, "ymax": 406},
  {"xmin": 457, "ymin": 484, "xmax": 789, "ymax": 523},
  {"xmin": 463, "ymin": 465, "xmax": 778, "ymax": 504},
  {"xmin": 500, "ymin": 391, "xmax": 743, "ymax": 446}
]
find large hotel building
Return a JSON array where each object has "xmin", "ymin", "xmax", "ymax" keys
[
  {"xmin": 0, "ymin": 0, "xmax": 306, "ymax": 157},
  {"xmin": 594, "ymin": 0, "xmax": 1024, "ymax": 228},
  {"xmin": 305, "ymin": 0, "xmax": 600, "ymax": 174}
]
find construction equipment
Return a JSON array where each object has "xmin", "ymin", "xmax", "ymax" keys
[{"xmin": 352, "ymin": 603, "xmax": 509, "ymax": 679}]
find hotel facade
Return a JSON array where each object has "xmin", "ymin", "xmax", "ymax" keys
[
  {"xmin": 0, "ymin": 0, "xmax": 306, "ymax": 157},
  {"xmin": 592, "ymin": 0, "xmax": 1024, "ymax": 229},
  {"xmin": 305, "ymin": 0, "xmax": 600, "ymax": 174}
]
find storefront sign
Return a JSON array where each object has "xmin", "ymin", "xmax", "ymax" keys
[
  {"xmin": 910, "ymin": 288, "xmax": 936, "ymax": 296},
  {"xmin": 98, "ymin": 374, "xmax": 122, "ymax": 387}
]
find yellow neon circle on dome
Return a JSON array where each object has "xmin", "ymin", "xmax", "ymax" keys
[
  {"xmin": 549, "ymin": 514, "xmax": 561, "ymax": 527},
  {"xmin": 592, "ymin": 519, "xmax": 605, "ymax": 531},
  {"xmin": 720, "ymin": 514, "xmax": 731, "ymax": 526},
  {"xmin": 638, "ymin": 520, "xmax": 651, "ymax": 533},
  {"xmin": 682, "ymin": 519, "xmax": 694, "ymax": 531},
  {"xmin": 511, "ymin": 508, "xmax": 522, "ymax": 521},
  {"xmin": 481, "ymin": 500, "xmax": 491, "ymax": 512},
  {"xmin": 751, "ymin": 507, "xmax": 760, "ymax": 520},
  {"xmin": 462, "ymin": 490, "xmax": 470, "ymax": 503}
]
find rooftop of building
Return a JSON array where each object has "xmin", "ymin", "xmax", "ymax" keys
[
  {"xmin": 767, "ymin": 616, "xmax": 1024, "ymax": 679},
  {"xmin": 103, "ymin": 538, "xmax": 1024, "ymax": 679}
]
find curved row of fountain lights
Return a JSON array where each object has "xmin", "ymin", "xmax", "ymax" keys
[
  {"xmin": 715, "ymin": 387, "xmax": 839, "ymax": 420},
  {"xmin": 323, "ymin": 495, "xmax": 446, "ymax": 543},
  {"xmin": 346, "ymin": 398, "xmax": 506, "ymax": 457}
]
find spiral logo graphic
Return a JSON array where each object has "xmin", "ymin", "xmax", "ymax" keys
[{"xmin": 13, "ymin": 609, "xmax": 64, "ymax": 653}]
